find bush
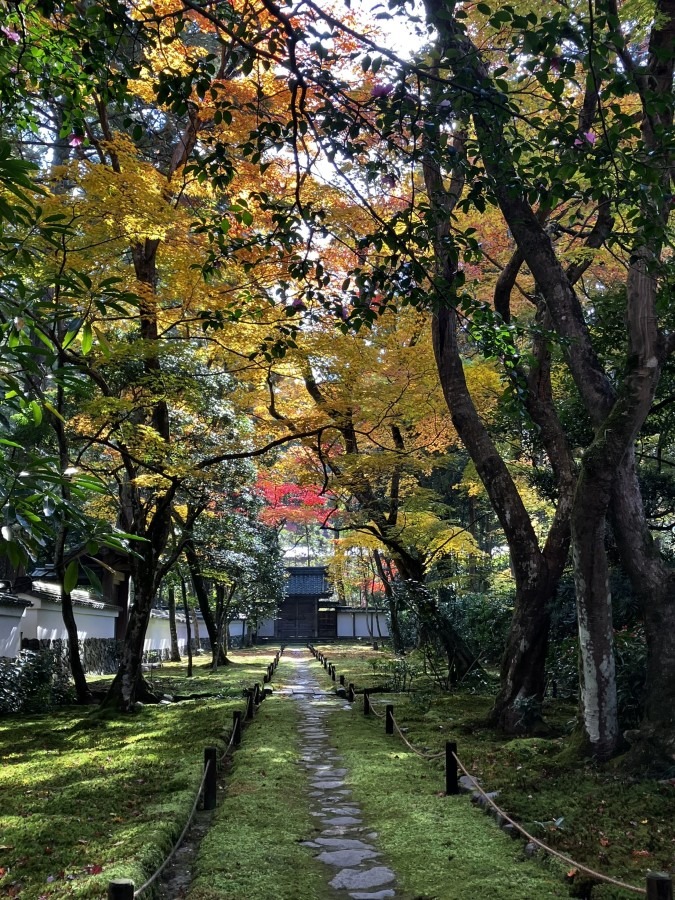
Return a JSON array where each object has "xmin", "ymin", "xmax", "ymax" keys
[
  {"xmin": 0, "ymin": 649, "xmax": 74, "ymax": 715},
  {"xmin": 441, "ymin": 590, "xmax": 513, "ymax": 664}
]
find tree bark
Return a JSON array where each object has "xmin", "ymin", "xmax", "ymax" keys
[
  {"xmin": 181, "ymin": 574, "xmax": 193, "ymax": 678},
  {"xmin": 100, "ymin": 560, "xmax": 160, "ymax": 711},
  {"xmin": 168, "ymin": 585, "xmax": 181, "ymax": 662},
  {"xmin": 373, "ymin": 549, "xmax": 405, "ymax": 653},
  {"xmin": 612, "ymin": 453, "xmax": 675, "ymax": 767},
  {"xmin": 184, "ymin": 540, "xmax": 228, "ymax": 665}
]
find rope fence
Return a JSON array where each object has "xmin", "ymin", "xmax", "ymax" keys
[
  {"xmin": 307, "ymin": 645, "xmax": 673, "ymax": 900},
  {"xmin": 107, "ymin": 647, "xmax": 284, "ymax": 900}
]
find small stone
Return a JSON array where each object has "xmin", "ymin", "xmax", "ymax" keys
[
  {"xmin": 324, "ymin": 816, "xmax": 363, "ymax": 826},
  {"xmin": 330, "ymin": 867, "xmax": 396, "ymax": 891},
  {"xmin": 315, "ymin": 838, "xmax": 373, "ymax": 850},
  {"xmin": 502, "ymin": 823, "xmax": 520, "ymax": 840},
  {"xmin": 311, "ymin": 780, "xmax": 345, "ymax": 790},
  {"xmin": 349, "ymin": 892, "xmax": 396, "ymax": 899},
  {"xmin": 471, "ymin": 790, "xmax": 500, "ymax": 808},
  {"xmin": 321, "ymin": 806, "xmax": 361, "ymax": 816},
  {"xmin": 524, "ymin": 842, "xmax": 539, "ymax": 857},
  {"xmin": 458, "ymin": 774, "xmax": 479, "ymax": 793},
  {"xmin": 316, "ymin": 848, "xmax": 379, "ymax": 866}
]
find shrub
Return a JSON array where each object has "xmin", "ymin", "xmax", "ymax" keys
[{"xmin": 0, "ymin": 649, "xmax": 74, "ymax": 715}]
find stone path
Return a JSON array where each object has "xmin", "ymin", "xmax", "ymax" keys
[{"xmin": 286, "ymin": 649, "xmax": 399, "ymax": 900}]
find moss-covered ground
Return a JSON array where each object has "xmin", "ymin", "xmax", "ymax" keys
[
  {"xmin": 3, "ymin": 643, "xmax": 674, "ymax": 899},
  {"xmin": 0, "ymin": 649, "xmax": 277, "ymax": 900},
  {"xmin": 186, "ymin": 656, "xmax": 332, "ymax": 900},
  {"xmin": 313, "ymin": 642, "xmax": 675, "ymax": 899}
]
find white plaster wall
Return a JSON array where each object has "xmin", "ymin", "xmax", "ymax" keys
[
  {"xmin": 36, "ymin": 603, "xmax": 117, "ymax": 641},
  {"xmin": 337, "ymin": 611, "xmax": 389, "ymax": 638},
  {"xmin": 144, "ymin": 616, "xmax": 179, "ymax": 653},
  {"xmin": 256, "ymin": 618, "xmax": 275, "ymax": 638},
  {"xmin": 337, "ymin": 611, "xmax": 355, "ymax": 638},
  {"xmin": 0, "ymin": 608, "xmax": 25, "ymax": 657}
]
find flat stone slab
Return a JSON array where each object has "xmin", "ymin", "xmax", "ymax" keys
[
  {"xmin": 324, "ymin": 816, "xmax": 363, "ymax": 826},
  {"xmin": 311, "ymin": 780, "xmax": 346, "ymax": 790},
  {"xmin": 316, "ymin": 848, "xmax": 379, "ymax": 867},
  {"xmin": 330, "ymin": 867, "xmax": 396, "ymax": 891},
  {"xmin": 321, "ymin": 825, "xmax": 367, "ymax": 836},
  {"xmin": 315, "ymin": 838, "xmax": 374, "ymax": 850},
  {"xmin": 349, "ymin": 892, "xmax": 396, "ymax": 900},
  {"xmin": 321, "ymin": 806, "xmax": 362, "ymax": 816}
]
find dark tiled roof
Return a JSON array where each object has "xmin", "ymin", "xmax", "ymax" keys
[
  {"xmin": 0, "ymin": 591, "xmax": 31, "ymax": 608},
  {"xmin": 286, "ymin": 566, "xmax": 332, "ymax": 597}
]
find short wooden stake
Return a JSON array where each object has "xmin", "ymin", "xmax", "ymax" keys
[
  {"xmin": 246, "ymin": 690, "xmax": 254, "ymax": 720},
  {"xmin": 364, "ymin": 691, "xmax": 370, "ymax": 715},
  {"xmin": 254, "ymin": 682, "xmax": 262, "ymax": 704},
  {"xmin": 386, "ymin": 704, "xmax": 394, "ymax": 735},
  {"xmin": 232, "ymin": 710, "xmax": 242, "ymax": 746},
  {"xmin": 203, "ymin": 747, "xmax": 217, "ymax": 810},
  {"xmin": 323, "ymin": 658, "xmax": 328, "ymax": 669},
  {"xmin": 348, "ymin": 683, "xmax": 355, "ymax": 702},
  {"xmin": 263, "ymin": 672, "xmax": 269, "ymax": 684},
  {"xmin": 647, "ymin": 873, "xmax": 674, "ymax": 900},
  {"xmin": 339, "ymin": 674, "xmax": 345, "ymax": 686},
  {"xmin": 331, "ymin": 666, "xmax": 336, "ymax": 682},
  {"xmin": 108, "ymin": 879, "xmax": 134, "ymax": 900},
  {"xmin": 445, "ymin": 742, "xmax": 459, "ymax": 795}
]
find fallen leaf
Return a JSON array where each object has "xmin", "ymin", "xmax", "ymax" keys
[{"xmin": 599, "ymin": 838, "xmax": 610, "ymax": 847}]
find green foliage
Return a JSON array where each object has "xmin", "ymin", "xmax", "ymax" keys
[
  {"xmin": 0, "ymin": 649, "xmax": 74, "ymax": 714},
  {"xmin": 443, "ymin": 590, "xmax": 514, "ymax": 665}
]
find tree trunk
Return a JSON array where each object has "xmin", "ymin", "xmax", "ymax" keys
[
  {"xmin": 432, "ymin": 308, "xmax": 567, "ymax": 726},
  {"xmin": 612, "ymin": 453, "xmax": 675, "ymax": 768},
  {"xmin": 60, "ymin": 589, "xmax": 92, "ymax": 704},
  {"xmin": 99, "ymin": 564, "xmax": 159, "ymax": 712},
  {"xmin": 181, "ymin": 574, "xmax": 193, "ymax": 678},
  {"xmin": 183, "ymin": 540, "xmax": 227, "ymax": 664},
  {"xmin": 373, "ymin": 550, "xmax": 405, "ymax": 653},
  {"xmin": 570, "ymin": 446, "xmax": 619, "ymax": 759},
  {"xmin": 168, "ymin": 585, "xmax": 181, "ymax": 662}
]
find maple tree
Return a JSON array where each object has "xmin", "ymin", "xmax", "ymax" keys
[{"xmin": 1, "ymin": 0, "xmax": 674, "ymax": 772}]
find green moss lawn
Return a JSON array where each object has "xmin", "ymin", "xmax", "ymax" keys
[
  {"xmin": 187, "ymin": 655, "xmax": 334, "ymax": 900},
  {"xmin": 0, "ymin": 649, "xmax": 277, "ymax": 899},
  {"xmin": 313, "ymin": 642, "xmax": 675, "ymax": 899}
]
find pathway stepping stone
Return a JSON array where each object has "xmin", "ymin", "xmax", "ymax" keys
[
  {"xmin": 316, "ymin": 848, "xmax": 380, "ymax": 866},
  {"xmin": 286, "ymin": 649, "xmax": 400, "ymax": 898},
  {"xmin": 330, "ymin": 866, "xmax": 397, "ymax": 891}
]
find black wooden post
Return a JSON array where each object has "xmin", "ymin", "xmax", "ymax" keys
[
  {"xmin": 647, "ymin": 873, "xmax": 674, "ymax": 900},
  {"xmin": 339, "ymin": 674, "xmax": 345, "ymax": 686},
  {"xmin": 108, "ymin": 879, "xmax": 134, "ymax": 899},
  {"xmin": 348, "ymin": 683, "xmax": 355, "ymax": 702},
  {"xmin": 203, "ymin": 747, "xmax": 217, "ymax": 810},
  {"xmin": 386, "ymin": 704, "xmax": 394, "ymax": 735},
  {"xmin": 364, "ymin": 691, "xmax": 370, "ymax": 715},
  {"xmin": 331, "ymin": 666, "xmax": 336, "ymax": 682},
  {"xmin": 246, "ymin": 690, "xmax": 254, "ymax": 719},
  {"xmin": 232, "ymin": 710, "xmax": 242, "ymax": 746},
  {"xmin": 254, "ymin": 682, "xmax": 262, "ymax": 704},
  {"xmin": 323, "ymin": 658, "xmax": 328, "ymax": 669},
  {"xmin": 445, "ymin": 742, "xmax": 459, "ymax": 795}
]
